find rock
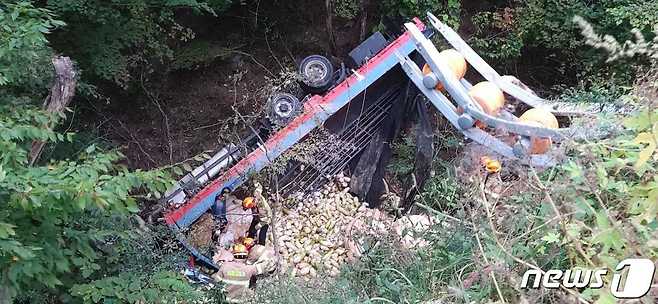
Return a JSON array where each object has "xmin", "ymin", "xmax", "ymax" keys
[{"xmin": 298, "ymin": 263, "xmax": 311, "ymax": 275}]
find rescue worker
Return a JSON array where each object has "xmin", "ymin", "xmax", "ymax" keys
[
  {"xmin": 244, "ymin": 182, "xmax": 272, "ymax": 245},
  {"xmin": 245, "ymin": 244, "xmax": 277, "ymax": 289},
  {"xmin": 212, "ymin": 244, "xmax": 262, "ymax": 303},
  {"xmin": 211, "ymin": 189, "xmax": 230, "ymax": 240},
  {"xmin": 215, "ymin": 190, "xmax": 253, "ymax": 248},
  {"xmin": 246, "ymin": 244, "xmax": 277, "ymax": 274}
]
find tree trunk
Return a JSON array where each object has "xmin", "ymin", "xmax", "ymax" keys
[
  {"xmin": 28, "ymin": 56, "xmax": 77, "ymax": 166},
  {"xmin": 325, "ymin": 0, "xmax": 337, "ymax": 55},
  {"xmin": 359, "ymin": 0, "xmax": 370, "ymax": 41},
  {"xmin": 0, "ymin": 281, "xmax": 12, "ymax": 304}
]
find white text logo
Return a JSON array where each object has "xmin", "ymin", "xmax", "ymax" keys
[{"xmin": 521, "ymin": 258, "xmax": 655, "ymax": 299}]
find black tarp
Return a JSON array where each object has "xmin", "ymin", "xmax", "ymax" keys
[
  {"xmin": 401, "ymin": 97, "xmax": 434, "ymax": 213},
  {"xmin": 349, "ymin": 81, "xmax": 411, "ymax": 207}
]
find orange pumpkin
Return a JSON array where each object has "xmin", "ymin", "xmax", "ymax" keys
[
  {"xmin": 468, "ymin": 81, "xmax": 505, "ymax": 116},
  {"xmin": 519, "ymin": 108, "xmax": 559, "ymax": 129},
  {"xmin": 422, "ymin": 49, "xmax": 467, "ymax": 90},
  {"xmin": 518, "ymin": 108, "xmax": 559, "ymax": 154}
]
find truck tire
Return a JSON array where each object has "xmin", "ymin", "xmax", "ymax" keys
[
  {"xmin": 267, "ymin": 93, "xmax": 301, "ymax": 127},
  {"xmin": 299, "ymin": 55, "xmax": 334, "ymax": 93}
]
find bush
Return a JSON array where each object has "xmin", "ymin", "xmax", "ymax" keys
[
  {"xmin": 470, "ymin": 0, "xmax": 658, "ymax": 85},
  {"xmin": 380, "ymin": 0, "xmax": 461, "ymax": 29},
  {"xmin": 43, "ymin": 0, "xmax": 228, "ymax": 88},
  {"xmin": 0, "ymin": 2, "xmax": 63, "ymax": 95},
  {"xmin": 334, "ymin": 0, "xmax": 360, "ymax": 19},
  {"xmin": 0, "ymin": 3, "xmax": 200, "ymax": 302}
]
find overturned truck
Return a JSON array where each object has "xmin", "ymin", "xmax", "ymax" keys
[{"xmin": 162, "ymin": 14, "xmax": 575, "ymax": 271}]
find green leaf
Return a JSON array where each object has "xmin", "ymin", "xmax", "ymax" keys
[
  {"xmin": 0, "ymin": 222, "xmax": 17, "ymax": 238},
  {"xmin": 125, "ymin": 199, "xmax": 139, "ymax": 213},
  {"xmin": 592, "ymin": 211, "xmax": 625, "ymax": 253},
  {"xmin": 633, "ymin": 131, "xmax": 657, "ymax": 171},
  {"xmin": 541, "ymin": 232, "xmax": 560, "ymax": 244},
  {"xmin": 85, "ymin": 144, "xmax": 96, "ymax": 154}
]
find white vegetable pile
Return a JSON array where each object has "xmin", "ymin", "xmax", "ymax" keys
[{"xmin": 273, "ymin": 174, "xmax": 370, "ymax": 278}]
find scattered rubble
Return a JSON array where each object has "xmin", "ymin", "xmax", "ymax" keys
[
  {"xmin": 273, "ymin": 173, "xmax": 434, "ymax": 279},
  {"xmin": 274, "ymin": 174, "xmax": 363, "ymax": 278}
]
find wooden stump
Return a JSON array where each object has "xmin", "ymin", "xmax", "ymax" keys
[{"xmin": 28, "ymin": 56, "xmax": 77, "ymax": 166}]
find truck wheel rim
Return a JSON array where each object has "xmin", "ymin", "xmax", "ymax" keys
[
  {"xmin": 304, "ymin": 60, "xmax": 328, "ymax": 84},
  {"xmin": 274, "ymin": 99, "xmax": 294, "ymax": 118}
]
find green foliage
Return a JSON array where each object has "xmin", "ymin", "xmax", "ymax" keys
[
  {"xmin": 387, "ymin": 135, "xmax": 416, "ymax": 179},
  {"xmin": 63, "ymin": 217, "xmax": 204, "ymax": 303},
  {"xmin": 345, "ymin": 231, "xmax": 474, "ymax": 303},
  {"xmin": 0, "ymin": 103, "xmax": 175, "ymax": 299},
  {"xmin": 251, "ymin": 229, "xmax": 475, "ymax": 304},
  {"xmin": 207, "ymin": 0, "xmax": 233, "ymax": 13},
  {"xmin": 380, "ymin": 0, "xmax": 461, "ymax": 29},
  {"xmin": 334, "ymin": 0, "xmax": 359, "ymax": 20},
  {"xmin": 71, "ymin": 271, "xmax": 201, "ymax": 303},
  {"xmin": 44, "ymin": 0, "xmax": 223, "ymax": 88},
  {"xmin": 470, "ymin": 10, "xmax": 524, "ymax": 60},
  {"xmin": 575, "ymin": 14, "xmax": 658, "ymax": 62},
  {"xmin": 420, "ymin": 169, "xmax": 459, "ymax": 211},
  {"xmin": 0, "ymin": 4, "xmax": 203, "ymax": 302},
  {"xmin": 555, "ymin": 78, "xmax": 628, "ymax": 105},
  {"xmin": 388, "ymin": 128, "xmax": 461, "ymax": 211},
  {"xmin": 0, "ymin": 2, "xmax": 63, "ymax": 94},
  {"xmin": 171, "ymin": 40, "xmax": 236, "ymax": 71},
  {"xmin": 541, "ymin": 107, "xmax": 657, "ymax": 301},
  {"xmin": 470, "ymin": 0, "xmax": 658, "ymax": 82}
]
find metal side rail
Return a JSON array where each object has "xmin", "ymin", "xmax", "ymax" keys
[
  {"xmin": 425, "ymin": 13, "xmax": 548, "ymax": 110},
  {"xmin": 398, "ymin": 20, "xmax": 571, "ymax": 166}
]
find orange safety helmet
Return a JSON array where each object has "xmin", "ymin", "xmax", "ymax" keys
[
  {"xmin": 242, "ymin": 237, "xmax": 256, "ymax": 249},
  {"xmin": 242, "ymin": 197, "xmax": 256, "ymax": 209},
  {"xmin": 232, "ymin": 243, "xmax": 248, "ymax": 259}
]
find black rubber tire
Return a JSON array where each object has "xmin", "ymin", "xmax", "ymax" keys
[
  {"xmin": 267, "ymin": 93, "xmax": 301, "ymax": 127},
  {"xmin": 299, "ymin": 55, "xmax": 334, "ymax": 93}
]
